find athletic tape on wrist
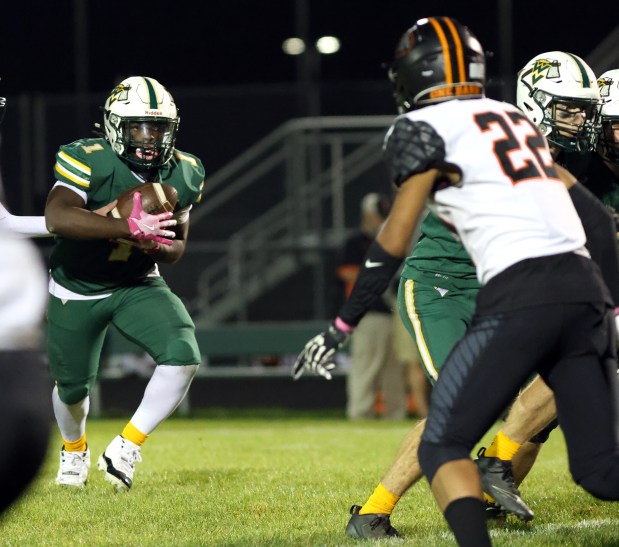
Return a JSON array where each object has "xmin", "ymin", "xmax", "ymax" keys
[{"xmin": 334, "ymin": 317, "xmax": 354, "ymax": 333}]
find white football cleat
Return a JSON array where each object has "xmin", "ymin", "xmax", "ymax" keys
[
  {"xmin": 55, "ymin": 447, "xmax": 90, "ymax": 487},
  {"xmin": 98, "ymin": 435, "xmax": 142, "ymax": 491}
]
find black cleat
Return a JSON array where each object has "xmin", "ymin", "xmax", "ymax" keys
[
  {"xmin": 345, "ymin": 504, "xmax": 401, "ymax": 539},
  {"xmin": 484, "ymin": 500, "xmax": 506, "ymax": 520},
  {"xmin": 475, "ymin": 447, "xmax": 534, "ymax": 522}
]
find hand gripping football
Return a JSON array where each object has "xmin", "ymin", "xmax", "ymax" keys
[{"xmin": 108, "ymin": 182, "xmax": 178, "ymax": 219}]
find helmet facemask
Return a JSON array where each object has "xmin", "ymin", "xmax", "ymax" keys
[
  {"xmin": 388, "ymin": 66, "xmax": 413, "ymax": 114},
  {"xmin": 105, "ymin": 114, "xmax": 179, "ymax": 170},
  {"xmin": 598, "ymin": 117, "xmax": 619, "ymax": 165},
  {"xmin": 532, "ymin": 91, "xmax": 601, "ymax": 152}
]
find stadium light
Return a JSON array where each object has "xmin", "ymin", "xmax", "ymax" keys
[
  {"xmin": 315, "ymin": 36, "xmax": 340, "ymax": 55},
  {"xmin": 282, "ymin": 37, "xmax": 306, "ymax": 56},
  {"xmin": 283, "ymin": 34, "xmax": 341, "ymax": 118},
  {"xmin": 282, "ymin": 36, "xmax": 341, "ymax": 56}
]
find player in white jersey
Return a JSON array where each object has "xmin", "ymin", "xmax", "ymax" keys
[
  {"xmin": 399, "ymin": 98, "xmax": 587, "ymax": 283},
  {"xmin": 0, "ymin": 93, "xmax": 51, "ymax": 514},
  {"xmin": 293, "ymin": 17, "xmax": 619, "ymax": 546}
]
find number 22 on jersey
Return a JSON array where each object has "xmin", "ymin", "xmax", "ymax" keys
[{"xmin": 474, "ymin": 110, "xmax": 558, "ymax": 185}]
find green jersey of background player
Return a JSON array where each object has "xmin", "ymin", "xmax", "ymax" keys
[
  {"xmin": 398, "ymin": 211, "xmax": 479, "ymax": 383},
  {"xmin": 45, "ymin": 76, "xmax": 204, "ymax": 492}
]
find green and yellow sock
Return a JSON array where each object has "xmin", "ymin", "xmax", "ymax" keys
[
  {"xmin": 64, "ymin": 435, "xmax": 87, "ymax": 453},
  {"xmin": 121, "ymin": 422, "xmax": 149, "ymax": 447},
  {"xmin": 360, "ymin": 483, "xmax": 400, "ymax": 515}
]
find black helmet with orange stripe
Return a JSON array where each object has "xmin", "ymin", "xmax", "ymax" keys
[{"xmin": 388, "ymin": 16, "xmax": 485, "ymax": 113}]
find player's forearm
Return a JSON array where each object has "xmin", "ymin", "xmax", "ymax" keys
[
  {"xmin": 0, "ymin": 200, "xmax": 51, "ymax": 238},
  {"xmin": 46, "ymin": 206, "xmax": 131, "ymax": 240},
  {"xmin": 144, "ymin": 239, "xmax": 185, "ymax": 264},
  {"xmin": 337, "ymin": 240, "xmax": 402, "ymax": 327},
  {"xmin": 142, "ymin": 220, "xmax": 188, "ymax": 263},
  {"xmin": 568, "ymin": 182, "xmax": 619, "ymax": 304},
  {"xmin": 3, "ymin": 214, "xmax": 50, "ymax": 238}
]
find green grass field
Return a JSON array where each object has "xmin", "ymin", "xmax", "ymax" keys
[{"xmin": 2, "ymin": 412, "xmax": 619, "ymax": 546}]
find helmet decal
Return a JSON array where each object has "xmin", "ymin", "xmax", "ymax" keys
[
  {"xmin": 107, "ymin": 83, "xmax": 132, "ymax": 106},
  {"xmin": 531, "ymin": 59, "xmax": 560, "ymax": 85},
  {"xmin": 598, "ymin": 76, "xmax": 614, "ymax": 98},
  {"xmin": 394, "ymin": 31, "xmax": 415, "ymax": 59}
]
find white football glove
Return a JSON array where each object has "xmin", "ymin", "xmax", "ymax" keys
[{"xmin": 292, "ymin": 322, "xmax": 349, "ymax": 381}]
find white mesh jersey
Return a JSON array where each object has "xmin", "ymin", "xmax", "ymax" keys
[{"xmin": 384, "ymin": 98, "xmax": 588, "ymax": 284}]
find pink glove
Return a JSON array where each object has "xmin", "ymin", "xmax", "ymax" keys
[{"xmin": 126, "ymin": 192, "xmax": 177, "ymax": 245}]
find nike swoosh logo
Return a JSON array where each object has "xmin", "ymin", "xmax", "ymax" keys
[{"xmin": 365, "ymin": 259, "xmax": 383, "ymax": 268}]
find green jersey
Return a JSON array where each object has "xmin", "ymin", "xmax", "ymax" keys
[
  {"xmin": 401, "ymin": 212, "xmax": 480, "ymax": 291},
  {"xmin": 49, "ymin": 138, "xmax": 204, "ymax": 295}
]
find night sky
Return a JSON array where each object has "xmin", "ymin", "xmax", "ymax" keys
[{"xmin": 1, "ymin": 1, "xmax": 615, "ymax": 97}]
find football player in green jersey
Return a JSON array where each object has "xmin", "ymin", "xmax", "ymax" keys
[{"xmin": 45, "ymin": 76, "xmax": 205, "ymax": 491}]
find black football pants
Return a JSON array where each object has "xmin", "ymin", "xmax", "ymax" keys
[{"xmin": 418, "ymin": 301, "xmax": 619, "ymax": 500}]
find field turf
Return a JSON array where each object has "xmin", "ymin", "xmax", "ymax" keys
[{"xmin": 2, "ymin": 411, "xmax": 618, "ymax": 546}]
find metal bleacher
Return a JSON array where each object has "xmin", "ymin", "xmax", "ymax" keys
[{"xmin": 186, "ymin": 115, "xmax": 395, "ymax": 326}]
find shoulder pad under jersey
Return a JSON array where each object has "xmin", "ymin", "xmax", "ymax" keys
[{"xmin": 383, "ymin": 117, "xmax": 447, "ymax": 187}]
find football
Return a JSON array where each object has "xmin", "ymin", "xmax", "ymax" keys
[{"xmin": 108, "ymin": 182, "xmax": 178, "ymax": 219}]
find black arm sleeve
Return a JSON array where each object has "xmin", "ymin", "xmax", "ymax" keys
[
  {"xmin": 337, "ymin": 240, "xmax": 403, "ymax": 327},
  {"xmin": 569, "ymin": 182, "xmax": 619, "ymax": 305}
]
